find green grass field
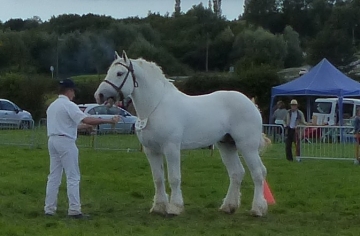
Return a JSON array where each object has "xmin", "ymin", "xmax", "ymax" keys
[{"xmin": 0, "ymin": 139, "xmax": 360, "ymax": 236}]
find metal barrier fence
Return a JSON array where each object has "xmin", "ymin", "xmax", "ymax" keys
[
  {"xmin": 297, "ymin": 125, "xmax": 356, "ymax": 161},
  {"xmin": 0, "ymin": 118, "xmax": 140, "ymax": 151},
  {"xmin": 1, "ymin": 120, "xmax": 357, "ymax": 161},
  {"xmin": 0, "ymin": 118, "xmax": 35, "ymax": 148},
  {"xmin": 0, "ymin": 121, "xmax": 285, "ymax": 151},
  {"xmin": 262, "ymin": 124, "xmax": 285, "ymax": 143}
]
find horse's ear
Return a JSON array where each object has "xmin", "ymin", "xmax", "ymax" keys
[
  {"xmin": 122, "ymin": 50, "xmax": 129, "ymax": 63},
  {"xmin": 114, "ymin": 51, "xmax": 120, "ymax": 60}
]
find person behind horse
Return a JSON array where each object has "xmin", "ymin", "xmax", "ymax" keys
[
  {"xmin": 272, "ymin": 100, "xmax": 287, "ymax": 141},
  {"xmin": 272, "ymin": 101, "xmax": 287, "ymax": 125},
  {"xmin": 45, "ymin": 78, "xmax": 120, "ymax": 219},
  {"xmin": 284, "ymin": 99, "xmax": 308, "ymax": 161},
  {"xmin": 354, "ymin": 108, "xmax": 360, "ymax": 162}
]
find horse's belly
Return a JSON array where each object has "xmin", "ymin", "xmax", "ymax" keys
[{"xmin": 180, "ymin": 127, "xmax": 225, "ymax": 150}]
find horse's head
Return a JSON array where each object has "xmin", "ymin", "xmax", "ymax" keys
[{"xmin": 94, "ymin": 50, "xmax": 138, "ymax": 104}]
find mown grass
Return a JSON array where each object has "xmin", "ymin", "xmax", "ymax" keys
[{"xmin": 0, "ymin": 140, "xmax": 360, "ymax": 236}]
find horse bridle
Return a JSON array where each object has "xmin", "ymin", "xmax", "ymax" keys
[{"xmin": 104, "ymin": 60, "xmax": 138, "ymax": 96}]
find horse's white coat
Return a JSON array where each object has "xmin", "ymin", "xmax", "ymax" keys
[{"xmin": 94, "ymin": 51, "xmax": 268, "ymax": 216}]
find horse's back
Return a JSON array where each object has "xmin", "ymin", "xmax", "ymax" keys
[
  {"xmin": 183, "ymin": 90, "xmax": 261, "ymax": 123},
  {"xmin": 160, "ymin": 90, "xmax": 263, "ymax": 149}
]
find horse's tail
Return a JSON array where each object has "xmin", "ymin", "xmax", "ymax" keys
[{"xmin": 259, "ymin": 133, "xmax": 272, "ymax": 155}]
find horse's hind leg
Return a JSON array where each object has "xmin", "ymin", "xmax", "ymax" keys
[
  {"xmin": 238, "ymin": 142, "xmax": 267, "ymax": 217},
  {"xmin": 143, "ymin": 147, "xmax": 169, "ymax": 215},
  {"xmin": 217, "ymin": 141, "xmax": 245, "ymax": 214}
]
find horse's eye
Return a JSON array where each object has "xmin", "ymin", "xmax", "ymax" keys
[{"xmin": 117, "ymin": 72, "xmax": 123, "ymax": 77}]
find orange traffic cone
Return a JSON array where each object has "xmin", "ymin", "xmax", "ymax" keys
[{"xmin": 263, "ymin": 180, "xmax": 275, "ymax": 205}]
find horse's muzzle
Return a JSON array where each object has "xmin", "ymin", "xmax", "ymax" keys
[{"xmin": 94, "ymin": 92, "xmax": 105, "ymax": 104}]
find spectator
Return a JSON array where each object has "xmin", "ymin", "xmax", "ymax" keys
[
  {"xmin": 272, "ymin": 101, "xmax": 287, "ymax": 125},
  {"xmin": 284, "ymin": 99, "xmax": 308, "ymax": 161}
]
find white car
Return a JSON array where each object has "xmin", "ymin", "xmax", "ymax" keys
[
  {"xmin": 0, "ymin": 99, "xmax": 34, "ymax": 129},
  {"xmin": 77, "ymin": 103, "xmax": 137, "ymax": 134},
  {"xmin": 299, "ymin": 68, "xmax": 308, "ymax": 76}
]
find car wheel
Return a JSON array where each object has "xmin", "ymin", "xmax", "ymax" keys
[{"xmin": 20, "ymin": 120, "xmax": 31, "ymax": 130}]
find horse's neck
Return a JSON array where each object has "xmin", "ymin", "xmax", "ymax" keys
[{"xmin": 130, "ymin": 73, "xmax": 168, "ymax": 120}]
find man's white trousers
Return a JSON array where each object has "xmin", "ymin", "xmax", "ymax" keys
[{"xmin": 44, "ymin": 136, "xmax": 81, "ymax": 215}]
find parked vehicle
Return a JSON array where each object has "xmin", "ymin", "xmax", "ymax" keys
[
  {"xmin": 312, "ymin": 98, "xmax": 360, "ymax": 125},
  {"xmin": 299, "ymin": 68, "xmax": 308, "ymax": 76},
  {"xmin": 77, "ymin": 103, "xmax": 137, "ymax": 134},
  {"xmin": 0, "ymin": 99, "xmax": 34, "ymax": 129}
]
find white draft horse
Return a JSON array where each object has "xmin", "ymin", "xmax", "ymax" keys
[{"xmin": 94, "ymin": 51, "xmax": 269, "ymax": 217}]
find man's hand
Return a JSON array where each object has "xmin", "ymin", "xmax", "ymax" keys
[{"xmin": 111, "ymin": 115, "xmax": 121, "ymax": 124}]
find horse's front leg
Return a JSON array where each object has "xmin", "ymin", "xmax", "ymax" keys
[
  {"xmin": 143, "ymin": 146, "xmax": 169, "ymax": 215},
  {"xmin": 164, "ymin": 145, "xmax": 184, "ymax": 215}
]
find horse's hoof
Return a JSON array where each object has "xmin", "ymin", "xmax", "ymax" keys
[
  {"xmin": 249, "ymin": 209, "xmax": 265, "ymax": 217},
  {"xmin": 249, "ymin": 201, "xmax": 267, "ymax": 217},
  {"xmin": 166, "ymin": 203, "xmax": 184, "ymax": 215},
  {"xmin": 219, "ymin": 204, "xmax": 238, "ymax": 214},
  {"xmin": 150, "ymin": 202, "xmax": 168, "ymax": 215}
]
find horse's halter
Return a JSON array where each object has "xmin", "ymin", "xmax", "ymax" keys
[{"xmin": 104, "ymin": 60, "xmax": 138, "ymax": 96}]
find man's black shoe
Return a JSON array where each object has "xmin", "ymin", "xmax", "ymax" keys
[
  {"xmin": 67, "ymin": 214, "xmax": 91, "ymax": 219},
  {"xmin": 45, "ymin": 213, "xmax": 54, "ymax": 217}
]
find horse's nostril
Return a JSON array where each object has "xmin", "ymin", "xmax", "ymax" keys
[{"xmin": 99, "ymin": 93, "xmax": 104, "ymax": 99}]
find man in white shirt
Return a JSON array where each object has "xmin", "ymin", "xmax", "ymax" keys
[
  {"xmin": 45, "ymin": 78, "xmax": 120, "ymax": 219},
  {"xmin": 284, "ymin": 99, "xmax": 308, "ymax": 161}
]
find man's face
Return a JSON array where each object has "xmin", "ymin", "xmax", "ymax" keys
[
  {"xmin": 68, "ymin": 89, "xmax": 75, "ymax": 101},
  {"xmin": 291, "ymin": 104, "xmax": 297, "ymax": 111}
]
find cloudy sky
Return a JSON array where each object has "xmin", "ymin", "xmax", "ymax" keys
[{"xmin": 0, "ymin": 0, "xmax": 244, "ymax": 22}]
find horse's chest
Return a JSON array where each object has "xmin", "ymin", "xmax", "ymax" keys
[{"xmin": 136, "ymin": 131, "xmax": 162, "ymax": 150}]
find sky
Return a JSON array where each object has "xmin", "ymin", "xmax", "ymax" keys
[{"xmin": 0, "ymin": 0, "xmax": 244, "ymax": 22}]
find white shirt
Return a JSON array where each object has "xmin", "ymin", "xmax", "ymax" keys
[
  {"xmin": 46, "ymin": 95, "xmax": 87, "ymax": 140},
  {"xmin": 289, "ymin": 111, "xmax": 297, "ymax": 128}
]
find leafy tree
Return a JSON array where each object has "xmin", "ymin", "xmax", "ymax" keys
[
  {"xmin": 0, "ymin": 73, "xmax": 55, "ymax": 120},
  {"xmin": 238, "ymin": 64, "xmax": 282, "ymax": 115},
  {"xmin": 0, "ymin": 31, "xmax": 33, "ymax": 73},
  {"xmin": 243, "ymin": 0, "xmax": 285, "ymax": 33},
  {"xmin": 209, "ymin": 26, "xmax": 235, "ymax": 71},
  {"xmin": 175, "ymin": 0, "xmax": 181, "ymax": 16},
  {"xmin": 307, "ymin": 27, "xmax": 355, "ymax": 66},
  {"xmin": 232, "ymin": 27, "xmax": 287, "ymax": 69},
  {"xmin": 128, "ymin": 37, "xmax": 191, "ymax": 75},
  {"xmin": 3, "ymin": 18, "xmax": 26, "ymax": 31},
  {"xmin": 283, "ymin": 25, "xmax": 303, "ymax": 67}
]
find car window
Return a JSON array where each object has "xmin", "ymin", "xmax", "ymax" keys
[
  {"xmin": 87, "ymin": 108, "xmax": 96, "ymax": 115},
  {"xmin": 356, "ymin": 105, "xmax": 360, "ymax": 115},
  {"xmin": 108, "ymin": 107, "xmax": 122, "ymax": 115},
  {"xmin": 1, "ymin": 101, "xmax": 15, "ymax": 111},
  {"xmin": 93, "ymin": 106, "xmax": 108, "ymax": 115},
  {"xmin": 343, "ymin": 103, "xmax": 353, "ymax": 119},
  {"xmin": 314, "ymin": 102, "xmax": 332, "ymax": 114}
]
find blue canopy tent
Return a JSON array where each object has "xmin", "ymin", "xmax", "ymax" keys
[{"xmin": 270, "ymin": 58, "xmax": 360, "ymax": 126}]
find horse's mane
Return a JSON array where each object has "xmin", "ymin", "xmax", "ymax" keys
[{"xmin": 112, "ymin": 57, "xmax": 177, "ymax": 89}]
